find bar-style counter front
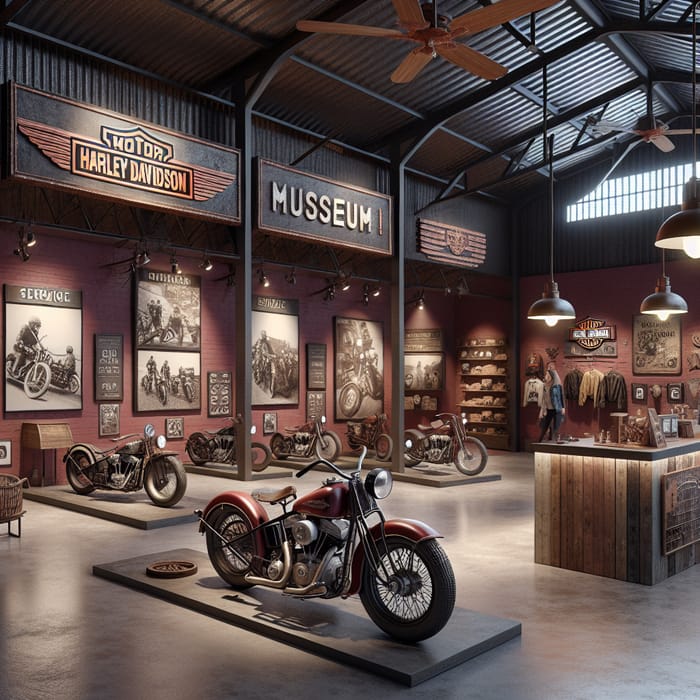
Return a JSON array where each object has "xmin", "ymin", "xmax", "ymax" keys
[{"xmin": 534, "ymin": 436, "xmax": 700, "ymax": 585}]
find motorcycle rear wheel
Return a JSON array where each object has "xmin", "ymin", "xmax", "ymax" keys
[
  {"xmin": 206, "ymin": 504, "xmax": 256, "ymax": 589},
  {"xmin": 144, "ymin": 456, "xmax": 187, "ymax": 507},
  {"xmin": 184, "ymin": 383, "xmax": 194, "ymax": 402},
  {"xmin": 186, "ymin": 432, "xmax": 209, "ymax": 465},
  {"xmin": 24, "ymin": 361, "xmax": 51, "ymax": 399},
  {"xmin": 375, "ymin": 433, "xmax": 393, "ymax": 461},
  {"xmin": 68, "ymin": 374, "xmax": 81, "ymax": 394},
  {"xmin": 251, "ymin": 442, "xmax": 273, "ymax": 472},
  {"xmin": 315, "ymin": 430, "xmax": 341, "ymax": 461},
  {"xmin": 403, "ymin": 429, "xmax": 425, "ymax": 467},
  {"xmin": 360, "ymin": 535, "xmax": 456, "ymax": 643},
  {"xmin": 269, "ymin": 433, "xmax": 288, "ymax": 459},
  {"xmin": 65, "ymin": 447, "xmax": 97, "ymax": 494},
  {"xmin": 454, "ymin": 436, "xmax": 488, "ymax": 476}
]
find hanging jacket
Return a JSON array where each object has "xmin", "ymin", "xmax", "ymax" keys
[{"xmin": 563, "ymin": 369, "xmax": 583, "ymax": 401}]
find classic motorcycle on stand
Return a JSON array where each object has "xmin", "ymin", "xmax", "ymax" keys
[
  {"xmin": 63, "ymin": 424, "xmax": 187, "ymax": 507},
  {"xmin": 404, "ymin": 412, "xmax": 488, "ymax": 476},
  {"xmin": 196, "ymin": 446, "xmax": 456, "ymax": 643},
  {"xmin": 186, "ymin": 417, "xmax": 272, "ymax": 472},
  {"xmin": 345, "ymin": 413, "xmax": 393, "ymax": 461},
  {"xmin": 270, "ymin": 415, "xmax": 341, "ymax": 462}
]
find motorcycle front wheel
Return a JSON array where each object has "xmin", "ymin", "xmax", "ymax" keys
[
  {"xmin": 375, "ymin": 433, "xmax": 393, "ymax": 461},
  {"xmin": 157, "ymin": 382, "xmax": 168, "ymax": 406},
  {"xmin": 206, "ymin": 504, "xmax": 256, "ymax": 589},
  {"xmin": 251, "ymin": 442, "xmax": 273, "ymax": 472},
  {"xmin": 269, "ymin": 433, "xmax": 288, "ymax": 459},
  {"xmin": 338, "ymin": 382, "xmax": 362, "ymax": 418},
  {"xmin": 65, "ymin": 447, "xmax": 97, "ymax": 494},
  {"xmin": 186, "ymin": 432, "xmax": 210, "ymax": 465},
  {"xmin": 24, "ymin": 361, "xmax": 51, "ymax": 399},
  {"xmin": 68, "ymin": 374, "xmax": 81, "ymax": 394},
  {"xmin": 184, "ymin": 383, "xmax": 194, "ymax": 402},
  {"xmin": 144, "ymin": 456, "xmax": 187, "ymax": 507},
  {"xmin": 403, "ymin": 429, "xmax": 425, "ymax": 467},
  {"xmin": 454, "ymin": 436, "xmax": 488, "ymax": 476},
  {"xmin": 315, "ymin": 430, "xmax": 341, "ymax": 461},
  {"xmin": 360, "ymin": 535, "xmax": 456, "ymax": 643}
]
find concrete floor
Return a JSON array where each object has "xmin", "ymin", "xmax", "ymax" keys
[{"xmin": 2, "ymin": 451, "xmax": 700, "ymax": 700}]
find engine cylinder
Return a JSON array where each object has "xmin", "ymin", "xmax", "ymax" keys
[{"xmin": 291, "ymin": 519, "xmax": 318, "ymax": 545}]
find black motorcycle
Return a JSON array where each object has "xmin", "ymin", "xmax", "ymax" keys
[
  {"xmin": 186, "ymin": 417, "xmax": 272, "ymax": 472},
  {"xmin": 63, "ymin": 424, "xmax": 187, "ymax": 507},
  {"xmin": 270, "ymin": 415, "xmax": 341, "ymax": 462}
]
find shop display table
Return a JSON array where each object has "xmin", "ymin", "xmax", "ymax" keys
[
  {"xmin": 21, "ymin": 422, "xmax": 74, "ymax": 486},
  {"xmin": 534, "ymin": 436, "xmax": 700, "ymax": 585}
]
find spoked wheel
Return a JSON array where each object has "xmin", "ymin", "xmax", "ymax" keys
[
  {"xmin": 186, "ymin": 433, "xmax": 210, "ymax": 465},
  {"xmin": 205, "ymin": 504, "xmax": 258, "ymax": 588},
  {"xmin": 360, "ymin": 535, "xmax": 456, "ymax": 643},
  {"xmin": 65, "ymin": 447, "xmax": 97, "ymax": 494},
  {"xmin": 184, "ymin": 383, "xmax": 194, "ymax": 402},
  {"xmin": 68, "ymin": 374, "xmax": 81, "ymax": 394},
  {"xmin": 24, "ymin": 361, "xmax": 51, "ymax": 399},
  {"xmin": 315, "ymin": 430, "xmax": 341, "ymax": 461},
  {"xmin": 251, "ymin": 442, "xmax": 273, "ymax": 472},
  {"xmin": 144, "ymin": 456, "xmax": 187, "ymax": 507},
  {"xmin": 403, "ymin": 429, "xmax": 425, "ymax": 467},
  {"xmin": 454, "ymin": 436, "xmax": 488, "ymax": 476},
  {"xmin": 375, "ymin": 433, "xmax": 393, "ymax": 461},
  {"xmin": 269, "ymin": 433, "xmax": 288, "ymax": 459},
  {"xmin": 338, "ymin": 382, "xmax": 362, "ymax": 418}
]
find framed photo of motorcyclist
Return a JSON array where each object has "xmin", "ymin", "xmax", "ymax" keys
[
  {"xmin": 404, "ymin": 352, "xmax": 444, "ymax": 391},
  {"xmin": 334, "ymin": 316, "xmax": 384, "ymax": 420},
  {"xmin": 4, "ymin": 284, "xmax": 83, "ymax": 413},
  {"xmin": 135, "ymin": 349, "xmax": 201, "ymax": 412}
]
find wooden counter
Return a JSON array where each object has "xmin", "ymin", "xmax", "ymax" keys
[{"xmin": 534, "ymin": 437, "xmax": 700, "ymax": 585}]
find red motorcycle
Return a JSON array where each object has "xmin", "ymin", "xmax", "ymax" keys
[
  {"xmin": 346, "ymin": 413, "xmax": 392, "ymax": 461},
  {"xmin": 196, "ymin": 447, "xmax": 456, "ymax": 642}
]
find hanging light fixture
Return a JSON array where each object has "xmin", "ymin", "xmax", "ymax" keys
[
  {"xmin": 527, "ymin": 65, "xmax": 576, "ymax": 327},
  {"xmin": 200, "ymin": 253, "xmax": 213, "ymax": 271},
  {"xmin": 655, "ymin": 4, "xmax": 700, "ymax": 258},
  {"xmin": 257, "ymin": 267, "xmax": 270, "ymax": 287},
  {"xmin": 170, "ymin": 255, "xmax": 181, "ymax": 274}
]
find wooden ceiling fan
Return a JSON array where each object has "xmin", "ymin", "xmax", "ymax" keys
[{"xmin": 296, "ymin": 0, "xmax": 560, "ymax": 83}]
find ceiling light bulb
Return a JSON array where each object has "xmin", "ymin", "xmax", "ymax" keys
[
  {"xmin": 682, "ymin": 236, "xmax": 700, "ymax": 258},
  {"xmin": 655, "ymin": 310, "xmax": 671, "ymax": 322},
  {"xmin": 544, "ymin": 317, "xmax": 559, "ymax": 327}
]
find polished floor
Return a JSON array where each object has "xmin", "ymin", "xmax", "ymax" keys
[{"xmin": 2, "ymin": 452, "xmax": 700, "ymax": 700}]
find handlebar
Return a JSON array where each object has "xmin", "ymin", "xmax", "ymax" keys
[{"xmin": 295, "ymin": 445, "xmax": 368, "ymax": 480}]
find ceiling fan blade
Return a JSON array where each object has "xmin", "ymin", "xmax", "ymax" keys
[
  {"xmin": 664, "ymin": 128, "xmax": 695, "ymax": 136},
  {"xmin": 450, "ymin": 0, "xmax": 561, "ymax": 36},
  {"xmin": 391, "ymin": 0, "xmax": 428, "ymax": 29},
  {"xmin": 391, "ymin": 47, "xmax": 433, "ymax": 83},
  {"xmin": 589, "ymin": 119, "xmax": 635, "ymax": 136},
  {"xmin": 296, "ymin": 20, "xmax": 403, "ymax": 38},
  {"xmin": 649, "ymin": 134, "xmax": 675, "ymax": 152},
  {"xmin": 436, "ymin": 43, "xmax": 507, "ymax": 80}
]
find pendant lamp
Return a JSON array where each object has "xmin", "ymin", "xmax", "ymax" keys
[
  {"xmin": 655, "ymin": 3, "xmax": 700, "ymax": 258},
  {"xmin": 639, "ymin": 272, "xmax": 688, "ymax": 321},
  {"xmin": 528, "ymin": 66, "xmax": 576, "ymax": 327}
]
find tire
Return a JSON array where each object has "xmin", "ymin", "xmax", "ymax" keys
[
  {"xmin": 184, "ymin": 383, "xmax": 194, "ymax": 403},
  {"xmin": 338, "ymin": 382, "xmax": 362, "ymax": 418},
  {"xmin": 65, "ymin": 447, "xmax": 97, "ymax": 494},
  {"xmin": 144, "ymin": 456, "xmax": 187, "ymax": 507},
  {"xmin": 24, "ymin": 361, "xmax": 51, "ymax": 399},
  {"xmin": 403, "ymin": 429, "xmax": 425, "ymax": 467},
  {"xmin": 270, "ymin": 433, "xmax": 288, "ymax": 459},
  {"xmin": 375, "ymin": 433, "xmax": 393, "ymax": 461},
  {"xmin": 315, "ymin": 430, "xmax": 341, "ymax": 461},
  {"xmin": 454, "ymin": 436, "xmax": 488, "ymax": 476},
  {"xmin": 251, "ymin": 442, "xmax": 273, "ymax": 472},
  {"xmin": 68, "ymin": 374, "xmax": 81, "ymax": 394},
  {"xmin": 206, "ymin": 504, "xmax": 257, "ymax": 589},
  {"xmin": 186, "ymin": 432, "xmax": 210, "ymax": 465},
  {"xmin": 157, "ymin": 382, "xmax": 168, "ymax": 406},
  {"xmin": 359, "ymin": 535, "xmax": 456, "ymax": 643}
]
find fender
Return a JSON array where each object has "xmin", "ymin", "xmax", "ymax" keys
[
  {"xmin": 346, "ymin": 518, "xmax": 443, "ymax": 597},
  {"xmin": 199, "ymin": 490, "xmax": 269, "ymax": 533},
  {"xmin": 62, "ymin": 443, "xmax": 99, "ymax": 462}
]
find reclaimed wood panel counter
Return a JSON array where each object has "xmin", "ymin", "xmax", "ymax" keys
[{"xmin": 534, "ymin": 437, "xmax": 700, "ymax": 585}]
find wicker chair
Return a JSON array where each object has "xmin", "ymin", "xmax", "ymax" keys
[{"xmin": 0, "ymin": 474, "xmax": 28, "ymax": 537}]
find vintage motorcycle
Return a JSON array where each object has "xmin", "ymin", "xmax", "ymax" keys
[
  {"xmin": 196, "ymin": 447, "xmax": 456, "ymax": 642},
  {"xmin": 49, "ymin": 359, "xmax": 80, "ymax": 394},
  {"xmin": 171, "ymin": 367, "xmax": 195, "ymax": 403},
  {"xmin": 346, "ymin": 413, "xmax": 392, "ymax": 461},
  {"xmin": 186, "ymin": 417, "xmax": 272, "ymax": 472},
  {"xmin": 270, "ymin": 415, "xmax": 341, "ymax": 462},
  {"xmin": 403, "ymin": 412, "xmax": 488, "ymax": 476},
  {"xmin": 63, "ymin": 424, "xmax": 187, "ymax": 507},
  {"xmin": 337, "ymin": 348, "xmax": 383, "ymax": 419},
  {"xmin": 141, "ymin": 371, "xmax": 168, "ymax": 405},
  {"xmin": 5, "ymin": 337, "xmax": 53, "ymax": 399}
]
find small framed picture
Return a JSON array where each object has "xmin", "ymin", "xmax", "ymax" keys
[
  {"xmin": 0, "ymin": 439, "xmax": 11, "ymax": 467},
  {"xmin": 667, "ymin": 383, "xmax": 683, "ymax": 403},
  {"xmin": 263, "ymin": 412, "xmax": 277, "ymax": 435},
  {"xmin": 632, "ymin": 383, "xmax": 647, "ymax": 402},
  {"xmin": 165, "ymin": 417, "xmax": 184, "ymax": 440},
  {"xmin": 99, "ymin": 403, "xmax": 120, "ymax": 437}
]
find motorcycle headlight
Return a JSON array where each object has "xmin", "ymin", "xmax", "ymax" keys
[
  {"xmin": 404, "ymin": 438, "xmax": 413, "ymax": 449},
  {"xmin": 156, "ymin": 435, "xmax": 167, "ymax": 449},
  {"xmin": 365, "ymin": 468, "xmax": 393, "ymax": 500},
  {"xmin": 144, "ymin": 423, "xmax": 155, "ymax": 439},
  {"xmin": 250, "ymin": 425, "xmax": 257, "ymax": 435}
]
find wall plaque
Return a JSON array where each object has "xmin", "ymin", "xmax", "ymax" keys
[
  {"xmin": 306, "ymin": 343, "xmax": 326, "ymax": 390},
  {"xmin": 633, "ymin": 314, "xmax": 681, "ymax": 375},
  {"xmin": 404, "ymin": 329, "xmax": 443, "ymax": 353},
  {"xmin": 417, "ymin": 218, "xmax": 486, "ymax": 268},
  {"xmin": 95, "ymin": 334, "xmax": 123, "ymax": 401}
]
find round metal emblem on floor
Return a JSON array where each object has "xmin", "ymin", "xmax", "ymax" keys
[{"xmin": 146, "ymin": 560, "xmax": 198, "ymax": 578}]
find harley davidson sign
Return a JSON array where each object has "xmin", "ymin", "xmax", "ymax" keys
[
  {"xmin": 10, "ymin": 83, "xmax": 240, "ymax": 223},
  {"xmin": 417, "ymin": 219, "xmax": 486, "ymax": 268}
]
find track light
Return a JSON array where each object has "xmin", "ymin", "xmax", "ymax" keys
[
  {"xmin": 362, "ymin": 284, "xmax": 370, "ymax": 305},
  {"xmin": 417, "ymin": 293, "xmax": 425, "ymax": 310},
  {"xmin": 13, "ymin": 230, "xmax": 31, "ymax": 262},
  {"xmin": 372, "ymin": 285, "xmax": 381, "ymax": 297},
  {"xmin": 323, "ymin": 284, "xmax": 336, "ymax": 301},
  {"xmin": 170, "ymin": 256, "xmax": 181, "ymax": 275},
  {"xmin": 258, "ymin": 267, "xmax": 270, "ymax": 287},
  {"xmin": 336, "ymin": 272, "xmax": 351, "ymax": 291},
  {"xmin": 200, "ymin": 255, "xmax": 213, "ymax": 271},
  {"xmin": 285, "ymin": 268, "xmax": 296, "ymax": 285},
  {"xmin": 25, "ymin": 230, "xmax": 37, "ymax": 247}
]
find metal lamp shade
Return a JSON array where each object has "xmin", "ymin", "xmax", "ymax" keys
[
  {"xmin": 639, "ymin": 276, "xmax": 688, "ymax": 320},
  {"xmin": 655, "ymin": 207, "xmax": 700, "ymax": 259},
  {"xmin": 527, "ymin": 281, "xmax": 576, "ymax": 327}
]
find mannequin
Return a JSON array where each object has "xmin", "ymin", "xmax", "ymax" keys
[{"xmin": 538, "ymin": 368, "xmax": 565, "ymax": 441}]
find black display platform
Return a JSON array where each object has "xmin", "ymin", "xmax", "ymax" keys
[
  {"xmin": 23, "ymin": 486, "xmax": 202, "ymax": 529},
  {"xmin": 93, "ymin": 547, "xmax": 521, "ymax": 687}
]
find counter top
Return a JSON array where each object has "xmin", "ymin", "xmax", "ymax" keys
[{"xmin": 532, "ymin": 435, "xmax": 700, "ymax": 461}]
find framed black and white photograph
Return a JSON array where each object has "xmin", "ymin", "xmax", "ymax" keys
[
  {"xmin": 632, "ymin": 383, "xmax": 647, "ymax": 402},
  {"xmin": 251, "ymin": 295, "xmax": 299, "ymax": 406},
  {"xmin": 4, "ymin": 284, "xmax": 83, "ymax": 412},
  {"xmin": 207, "ymin": 371, "xmax": 232, "ymax": 417},
  {"xmin": 263, "ymin": 412, "xmax": 277, "ymax": 435},
  {"xmin": 0, "ymin": 440, "xmax": 11, "ymax": 467},
  {"xmin": 404, "ymin": 352, "xmax": 444, "ymax": 391},
  {"xmin": 135, "ymin": 349, "xmax": 201, "ymax": 412},
  {"xmin": 668, "ymin": 383, "xmax": 683, "ymax": 402},
  {"xmin": 165, "ymin": 417, "xmax": 184, "ymax": 440},
  {"xmin": 98, "ymin": 403, "xmax": 120, "ymax": 437},
  {"xmin": 334, "ymin": 316, "xmax": 383, "ymax": 420},
  {"xmin": 134, "ymin": 268, "xmax": 201, "ymax": 351}
]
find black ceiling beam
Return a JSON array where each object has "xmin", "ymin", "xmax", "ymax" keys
[{"xmin": 0, "ymin": 0, "xmax": 31, "ymax": 26}]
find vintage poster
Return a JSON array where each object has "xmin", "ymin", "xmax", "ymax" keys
[{"xmin": 633, "ymin": 315, "xmax": 681, "ymax": 375}]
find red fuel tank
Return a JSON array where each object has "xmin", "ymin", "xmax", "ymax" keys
[{"xmin": 295, "ymin": 482, "xmax": 349, "ymax": 518}]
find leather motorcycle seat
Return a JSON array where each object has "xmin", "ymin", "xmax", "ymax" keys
[{"xmin": 252, "ymin": 485, "xmax": 297, "ymax": 504}]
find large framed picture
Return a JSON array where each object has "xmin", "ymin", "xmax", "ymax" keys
[
  {"xmin": 135, "ymin": 349, "xmax": 201, "ymax": 412},
  {"xmin": 404, "ymin": 352, "xmax": 444, "ymax": 391},
  {"xmin": 633, "ymin": 314, "xmax": 681, "ymax": 375},
  {"xmin": 334, "ymin": 316, "xmax": 383, "ymax": 420},
  {"xmin": 251, "ymin": 295, "xmax": 299, "ymax": 406},
  {"xmin": 4, "ymin": 284, "xmax": 83, "ymax": 412}
]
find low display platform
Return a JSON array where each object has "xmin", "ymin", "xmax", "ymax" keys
[
  {"xmin": 185, "ymin": 462, "xmax": 293, "ymax": 480},
  {"xmin": 23, "ymin": 486, "xmax": 201, "ymax": 529},
  {"xmin": 94, "ymin": 547, "xmax": 521, "ymax": 687}
]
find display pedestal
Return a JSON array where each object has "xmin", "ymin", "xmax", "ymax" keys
[{"xmin": 21, "ymin": 422, "xmax": 74, "ymax": 486}]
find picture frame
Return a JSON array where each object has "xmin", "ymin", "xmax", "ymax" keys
[
  {"xmin": 207, "ymin": 371, "xmax": 232, "ymax": 417},
  {"xmin": 95, "ymin": 334, "xmax": 123, "ymax": 401},
  {"xmin": 263, "ymin": 412, "xmax": 277, "ymax": 435},
  {"xmin": 647, "ymin": 408, "xmax": 667, "ymax": 448},
  {"xmin": 135, "ymin": 349, "xmax": 201, "ymax": 412},
  {"xmin": 98, "ymin": 403, "xmax": 120, "ymax": 437},
  {"xmin": 0, "ymin": 440, "xmax": 11, "ymax": 467},
  {"xmin": 667, "ymin": 383, "xmax": 683, "ymax": 403},
  {"xmin": 632, "ymin": 383, "xmax": 647, "ymax": 402},
  {"xmin": 307, "ymin": 391, "xmax": 326, "ymax": 422},
  {"xmin": 404, "ymin": 352, "xmax": 444, "ymax": 391},
  {"xmin": 306, "ymin": 343, "xmax": 326, "ymax": 390},
  {"xmin": 165, "ymin": 417, "xmax": 184, "ymax": 440},
  {"xmin": 633, "ymin": 314, "xmax": 681, "ymax": 375},
  {"xmin": 334, "ymin": 316, "xmax": 383, "ymax": 420}
]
